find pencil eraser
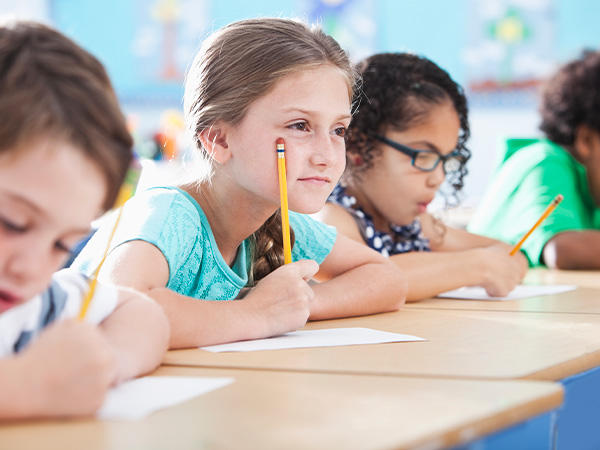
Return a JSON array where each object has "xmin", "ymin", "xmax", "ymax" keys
[{"xmin": 276, "ymin": 138, "xmax": 285, "ymax": 146}]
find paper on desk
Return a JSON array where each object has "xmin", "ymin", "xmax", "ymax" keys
[
  {"xmin": 97, "ymin": 376, "xmax": 233, "ymax": 421},
  {"xmin": 437, "ymin": 284, "xmax": 577, "ymax": 301},
  {"xmin": 200, "ymin": 327, "xmax": 425, "ymax": 353}
]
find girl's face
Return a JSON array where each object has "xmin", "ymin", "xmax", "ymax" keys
[
  {"xmin": 0, "ymin": 139, "xmax": 106, "ymax": 312},
  {"xmin": 355, "ymin": 100, "xmax": 460, "ymax": 228},
  {"xmin": 223, "ymin": 66, "xmax": 352, "ymax": 214}
]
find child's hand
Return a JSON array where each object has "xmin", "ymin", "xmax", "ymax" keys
[
  {"xmin": 472, "ymin": 245, "xmax": 526, "ymax": 297},
  {"xmin": 244, "ymin": 259, "xmax": 319, "ymax": 337},
  {"xmin": 15, "ymin": 319, "xmax": 116, "ymax": 417}
]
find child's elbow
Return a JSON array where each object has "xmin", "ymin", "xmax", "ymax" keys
[
  {"xmin": 126, "ymin": 291, "xmax": 171, "ymax": 357},
  {"xmin": 144, "ymin": 299, "xmax": 170, "ymax": 358},
  {"xmin": 542, "ymin": 235, "xmax": 582, "ymax": 270}
]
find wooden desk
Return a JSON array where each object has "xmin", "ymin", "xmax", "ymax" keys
[
  {"xmin": 0, "ymin": 366, "xmax": 562, "ymax": 450},
  {"xmin": 525, "ymin": 268, "xmax": 600, "ymax": 289},
  {"xmin": 164, "ymin": 308, "xmax": 600, "ymax": 381},
  {"xmin": 403, "ymin": 269, "xmax": 600, "ymax": 449},
  {"xmin": 406, "ymin": 285, "xmax": 600, "ymax": 314}
]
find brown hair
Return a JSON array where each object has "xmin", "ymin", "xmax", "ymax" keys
[
  {"xmin": 0, "ymin": 19, "xmax": 133, "ymax": 212},
  {"xmin": 184, "ymin": 18, "xmax": 356, "ymax": 284}
]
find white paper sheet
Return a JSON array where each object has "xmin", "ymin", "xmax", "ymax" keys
[
  {"xmin": 200, "ymin": 327, "xmax": 425, "ymax": 353},
  {"xmin": 436, "ymin": 284, "xmax": 577, "ymax": 301},
  {"xmin": 96, "ymin": 376, "xmax": 233, "ymax": 421}
]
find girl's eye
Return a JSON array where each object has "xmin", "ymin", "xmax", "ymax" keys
[
  {"xmin": 0, "ymin": 217, "xmax": 27, "ymax": 234},
  {"xmin": 332, "ymin": 127, "xmax": 347, "ymax": 138},
  {"xmin": 54, "ymin": 241, "xmax": 73, "ymax": 254},
  {"xmin": 289, "ymin": 122, "xmax": 309, "ymax": 132}
]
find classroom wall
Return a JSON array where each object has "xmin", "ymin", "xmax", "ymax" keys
[{"xmin": 2, "ymin": 0, "xmax": 598, "ymax": 206}]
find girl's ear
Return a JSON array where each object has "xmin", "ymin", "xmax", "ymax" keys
[
  {"xmin": 574, "ymin": 124, "xmax": 600, "ymax": 163},
  {"xmin": 346, "ymin": 150, "xmax": 363, "ymax": 167},
  {"xmin": 198, "ymin": 121, "xmax": 232, "ymax": 164}
]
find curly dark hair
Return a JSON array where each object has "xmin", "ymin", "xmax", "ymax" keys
[
  {"xmin": 540, "ymin": 49, "xmax": 600, "ymax": 148},
  {"xmin": 344, "ymin": 52, "xmax": 470, "ymax": 200}
]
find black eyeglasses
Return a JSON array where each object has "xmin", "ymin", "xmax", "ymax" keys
[{"xmin": 373, "ymin": 134, "xmax": 465, "ymax": 174}]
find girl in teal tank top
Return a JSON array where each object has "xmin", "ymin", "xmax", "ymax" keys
[{"xmin": 74, "ymin": 18, "xmax": 407, "ymax": 349}]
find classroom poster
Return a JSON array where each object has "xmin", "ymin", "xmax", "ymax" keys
[{"xmin": 463, "ymin": 0, "xmax": 556, "ymax": 107}]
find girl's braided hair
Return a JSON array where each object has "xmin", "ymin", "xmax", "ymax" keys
[{"xmin": 184, "ymin": 18, "xmax": 356, "ymax": 285}]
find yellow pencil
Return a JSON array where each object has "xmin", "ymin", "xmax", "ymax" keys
[
  {"xmin": 78, "ymin": 159, "xmax": 142, "ymax": 320},
  {"xmin": 509, "ymin": 194, "xmax": 564, "ymax": 256},
  {"xmin": 276, "ymin": 138, "xmax": 292, "ymax": 264}
]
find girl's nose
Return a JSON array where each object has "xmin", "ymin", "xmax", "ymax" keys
[
  {"xmin": 5, "ymin": 242, "xmax": 56, "ymax": 284},
  {"xmin": 309, "ymin": 133, "xmax": 337, "ymax": 167},
  {"xmin": 426, "ymin": 162, "xmax": 446, "ymax": 188}
]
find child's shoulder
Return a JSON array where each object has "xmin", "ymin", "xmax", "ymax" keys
[
  {"xmin": 134, "ymin": 186, "xmax": 199, "ymax": 212},
  {"xmin": 0, "ymin": 269, "xmax": 118, "ymax": 356},
  {"xmin": 124, "ymin": 185, "xmax": 207, "ymax": 231},
  {"xmin": 291, "ymin": 210, "xmax": 335, "ymax": 233},
  {"xmin": 290, "ymin": 211, "xmax": 337, "ymax": 263},
  {"xmin": 505, "ymin": 139, "xmax": 573, "ymax": 167},
  {"xmin": 47, "ymin": 269, "xmax": 119, "ymax": 325}
]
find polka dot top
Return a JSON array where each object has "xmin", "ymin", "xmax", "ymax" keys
[{"xmin": 328, "ymin": 185, "xmax": 431, "ymax": 256}]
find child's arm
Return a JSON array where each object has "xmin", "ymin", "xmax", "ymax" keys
[
  {"xmin": 389, "ymin": 246, "xmax": 525, "ymax": 301},
  {"xmin": 543, "ymin": 230, "xmax": 600, "ymax": 270},
  {"xmin": 98, "ymin": 287, "xmax": 170, "ymax": 383},
  {"xmin": 320, "ymin": 205, "xmax": 526, "ymax": 302},
  {"xmin": 395, "ymin": 217, "xmax": 527, "ymax": 301},
  {"xmin": 0, "ymin": 320, "xmax": 115, "ymax": 419},
  {"xmin": 394, "ymin": 215, "xmax": 527, "ymax": 301},
  {"xmin": 98, "ymin": 240, "xmax": 314, "ymax": 348},
  {"xmin": 310, "ymin": 235, "xmax": 407, "ymax": 320},
  {"xmin": 420, "ymin": 213, "xmax": 509, "ymax": 251}
]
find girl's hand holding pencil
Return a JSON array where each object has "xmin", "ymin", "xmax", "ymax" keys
[
  {"xmin": 469, "ymin": 194, "xmax": 563, "ymax": 298},
  {"xmin": 242, "ymin": 259, "xmax": 318, "ymax": 335}
]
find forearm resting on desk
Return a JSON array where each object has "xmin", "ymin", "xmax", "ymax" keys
[
  {"xmin": 543, "ymin": 230, "xmax": 600, "ymax": 270},
  {"xmin": 310, "ymin": 260, "xmax": 406, "ymax": 320},
  {"xmin": 392, "ymin": 247, "xmax": 525, "ymax": 301}
]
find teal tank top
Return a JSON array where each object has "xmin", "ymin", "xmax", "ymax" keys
[{"xmin": 73, "ymin": 186, "xmax": 336, "ymax": 300}]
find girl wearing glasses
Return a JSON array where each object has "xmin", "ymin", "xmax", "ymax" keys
[{"xmin": 319, "ymin": 52, "xmax": 527, "ymax": 301}]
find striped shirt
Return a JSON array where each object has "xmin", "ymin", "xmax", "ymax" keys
[{"xmin": 0, "ymin": 269, "xmax": 118, "ymax": 357}]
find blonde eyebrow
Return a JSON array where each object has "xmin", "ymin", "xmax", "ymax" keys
[{"xmin": 280, "ymin": 107, "xmax": 352, "ymax": 122}]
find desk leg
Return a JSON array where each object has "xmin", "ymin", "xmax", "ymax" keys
[{"xmin": 557, "ymin": 365, "xmax": 600, "ymax": 450}]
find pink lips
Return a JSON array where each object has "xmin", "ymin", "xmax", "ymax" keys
[
  {"xmin": 298, "ymin": 176, "xmax": 330, "ymax": 186},
  {"xmin": 417, "ymin": 200, "xmax": 432, "ymax": 214},
  {"xmin": 0, "ymin": 289, "xmax": 20, "ymax": 313}
]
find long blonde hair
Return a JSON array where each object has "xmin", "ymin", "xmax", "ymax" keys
[{"xmin": 184, "ymin": 18, "xmax": 356, "ymax": 284}]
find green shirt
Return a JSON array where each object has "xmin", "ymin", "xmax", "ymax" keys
[
  {"xmin": 468, "ymin": 138, "xmax": 600, "ymax": 266},
  {"xmin": 73, "ymin": 186, "xmax": 337, "ymax": 300}
]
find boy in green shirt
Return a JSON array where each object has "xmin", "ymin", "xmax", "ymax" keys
[{"xmin": 468, "ymin": 50, "xmax": 600, "ymax": 269}]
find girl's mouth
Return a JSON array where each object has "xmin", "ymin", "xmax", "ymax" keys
[
  {"xmin": 0, "ymin": 289, "xmax": 20, "ymax": 313},
  {"xmin": 298, "ymin": 176, "xmax": 330, "ymax": 186},
  {"xmin": 417, "ymin": 201, "xmax": 431, "ymax": 214}
]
